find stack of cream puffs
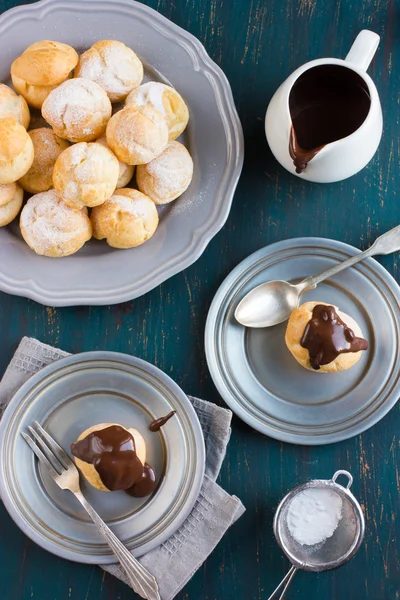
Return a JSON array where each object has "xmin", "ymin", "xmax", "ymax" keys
[{"xmin": 0, "ymin": 39, "xmax": 193, "ymax": 257}]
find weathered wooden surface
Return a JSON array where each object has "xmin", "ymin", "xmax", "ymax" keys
[{"xmin": 0, "ymin": 0, "xmax": 399, "ymax": 598}]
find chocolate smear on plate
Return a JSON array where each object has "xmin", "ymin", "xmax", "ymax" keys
[{"xmin": 149, "ymin": 410, "xmax": 176, "ymax": 432}]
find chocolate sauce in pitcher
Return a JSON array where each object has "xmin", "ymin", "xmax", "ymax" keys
[{"xmin": 289, "ymin": 65, "xmax": 371, "ymax": 173}]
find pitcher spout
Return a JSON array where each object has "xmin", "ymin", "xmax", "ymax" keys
[{"xmin": 289, "ymin": 126, "xmax": 325, "ymax": 174}]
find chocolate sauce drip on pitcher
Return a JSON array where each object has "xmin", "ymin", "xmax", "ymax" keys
[
  {"xmin": 289, "ymin": 65, "xmax": 371, "ymax": 173},
  {"xmin": 300, "ymin": 304, "xmax": 368, "ymax": 370}
]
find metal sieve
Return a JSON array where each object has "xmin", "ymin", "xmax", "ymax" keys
[{"xmin": 267, "ymin": 470, "xmax": 365, "ymax": 599}]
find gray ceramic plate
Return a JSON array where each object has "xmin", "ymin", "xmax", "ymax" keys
[
  {"xmin": 0, "ymin": 0, "xmax": 243, "ymax": 307},
  {"xmin": 0, "ymin": 352, "xmax": 205, "ymax": 563},
  {"xmin": 205, "ymin": 238, "xmax": 400, "ymax": 445}
]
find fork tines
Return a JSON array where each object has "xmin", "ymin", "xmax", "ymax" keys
[{"xmin": 21, "ymin": 421, "xmax": 74, "ymax": 477}]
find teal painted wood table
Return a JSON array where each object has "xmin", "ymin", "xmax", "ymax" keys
[{"xmin": 0, "ymin": 0, "xmax": 399, "ymax": 598}]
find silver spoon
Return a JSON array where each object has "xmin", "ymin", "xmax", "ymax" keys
[{"xmin": 235, "ymin": 224, "xmax": 400, "ymax": 328}]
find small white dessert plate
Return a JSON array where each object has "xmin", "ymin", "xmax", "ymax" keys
[
  {"xmin": 0, "ymin": 0, "xmax": 243, "ymax": 306},
  {"xmin": 0, "ymin": 352, "xmax": 205, "ymax": 563},
  {"xmin": 205, "ymin": 238, "xmax": 400, "ymax": 445}
]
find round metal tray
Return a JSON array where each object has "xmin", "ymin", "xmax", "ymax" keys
[
  {"xmin": 205, "ymin": 237, "xmax": 400, "ymax": 445},
  {"xmin": 0, "ymin": 352, "xmax": 205, "ymax": 563}
]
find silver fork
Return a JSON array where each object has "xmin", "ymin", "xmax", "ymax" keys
[{"xmin": 22, "ymin": 421, "xmax": 160, "ymax": 600}]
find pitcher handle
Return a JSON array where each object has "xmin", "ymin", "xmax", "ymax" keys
[{"xmin": 345, "ymin": 30, "xmax": 380, "ymax": 72}]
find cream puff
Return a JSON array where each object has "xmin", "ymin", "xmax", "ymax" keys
[
  {"xmin": 19, "ymin": 128, "xmax": 70, "ymax": 194},
  {"xmin": 20, "ymin": 189, "xmax": 92, "ymax": 257},
  {"xmin": 91, "ymin": 188, "xmax": 159, "ymax": 249},
  {"xmin": 0, "ymin": 182, "xmax": 23, "ymax": 226},
  {"xmin": 285, "ymin": 301, "xmax": 368, "ymax": 373},
  {"xmin": 75, "ymin": 40, "xmax": 143, "ymax": 102},
  {"xmin": 0, "ymin": 117, "xmax": 34, "ymax": 184},
  {"xmin": 11, "ymin": 40, "xmax": 79, "ymax": 109},
  {"xmin": 96, "ymin": 135, "xmax": 134, "ymax": 188},
  {"xmin": 126, "ymin": 82, "xmax": 189, "ymax": 140},
  {"xmin": 71, "ymin": 423, "xmax": 147, "ymax": 492},
  {"xmin": 52, "ymin": 142, "xmax": 119, "ymax": 209},
  {"xmin": 106, "ymin": 104, "xmax": 168, "ymax": 165},
  {"xmin": 0, "ymin": 83, "xmax": 30, "ymax": 129},
  {"xmin": 136, "ymin": 141, "xmax": 193, "ymax": 204},
  {"xmin": 42, "ymin": 78, "xmax": 112, "ymax": 143}
]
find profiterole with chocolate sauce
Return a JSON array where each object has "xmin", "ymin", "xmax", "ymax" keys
[
  {"xmin": 71, "ymin": 412, "xmax": 176, "ymax": 496},
  {"xmin": 285, "ymin": 301, "xmax": 368, "ymax": 373}
]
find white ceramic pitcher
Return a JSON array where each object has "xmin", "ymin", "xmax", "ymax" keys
[{"xmin": 265, "ymin": 30, "xmax": 382, "ymax": 183}]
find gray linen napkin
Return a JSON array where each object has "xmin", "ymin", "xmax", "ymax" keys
[{"xmin": 0, "ymin": 337, "xmax": 245, "ymax": 600}]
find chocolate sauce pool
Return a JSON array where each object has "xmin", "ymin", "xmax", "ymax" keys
[
  {"xmin": 289, "ymin": 65, "xmax": 371, "ymax": 173},
  {"xmin": 300, "ymin": 304, "xmax": 368, "ymax": 370}
]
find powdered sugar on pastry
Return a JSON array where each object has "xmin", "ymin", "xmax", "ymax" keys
[
  {"xmin": 75, "ymin": 40, "xmax": 143, "ymax": 102},
  {"xmin": 96, "ymin": 135, "xmax": 134, "ymax": 188},
  {"xmin": 145, "ymin": 143, "xmax": 191, "ymax": 188},
  {"xmin": 106, "ymin": 104, "xmax": 169, "ymax": 165},
  {"xmin": 20, "ymin": 189, "xmax": 92, "ymax": 257},
  {"xmin": 43, "ymin": 78, "xmax": 109, "ymax": 130},
  {"xmin": 42, "ymin": 78, "xmax": 111, "ymax": 142},
  {"xmin": 129, "ymin": 82, "xmax": 167, "ymax": 116},
  {"xmin": 136, "ymin": 141, "xmax": 193, "ymax": 204},
  {"xmin": 91, "ymin": 188, "xmax": 158, "ymax": 249},
  {"xmin": 53, "ymin": 142, "xmax": 119, "ymax": 209},
  {"xmin": 108, "ymin": 194, "xmax": 156, "ymax": 218},
  {"xmin": 19, "ymin": 128, "xmax": 69, "ymax": 194},
  {"xmin": 126, "ymin": 82, "xmax": 189, "ymax": 141}
]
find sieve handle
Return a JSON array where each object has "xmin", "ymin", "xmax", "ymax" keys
[
  {"xmin": 331, "ymin": 470, "xmax": 353, "ymax": 489},
  {"xmin": 267, "ymin": 565, "xmax": 298, "ymax": 600}
]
